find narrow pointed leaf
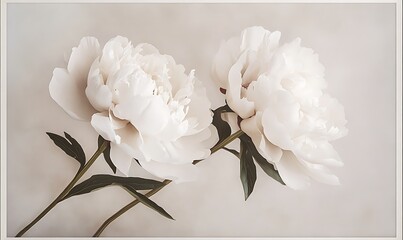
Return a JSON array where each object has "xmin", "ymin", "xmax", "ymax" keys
[
  {"xmin": 240, "ymin": 135, "xmax": 285, "ymax": 185},
  {"xmin": 46, "ymin": 132, "xmax": 84, "ymax": 169},
  {"xmin": 63, "ymin": 174, "xmax": 164, "ymax": 200},
  {"xmin": 124, "ymin": 185, "xmax": 174, "ymax": 220},
  {"xmin": 212, "ymin": 104, "xmax": 233, "ymax": 145},
  {"xmin": 98, "ymin": 136, "xmax": 116, "ymax": 173},
  {"xmin": 64, "ymin": 132, "xmax": 86, "ymax": 169},
  {"xmin": 239, "ymin": 140, "xmax": 257, "ymax": 200}
]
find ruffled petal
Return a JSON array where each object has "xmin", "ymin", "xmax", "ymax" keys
[
  {"xmin": 240, "ymin": 113, "xmax": 282, "ymax": 163},
  {"xmin": 226, "ymin": 51, "xmax": 255, "ymax": 119},
  {"xmin": 134, "ymin": 43, "xmax": 161, "ymax": 55},
  {"xmin": 170, "ymin": 124, "xmax": 217, "ymax": 162},
  {"xmin": 114, "ymin": 124, "xmax": 146, "ymax": 162},
  {"xmin": 85, "ymin": 58, "xmax": 113, "ymax": 112},
  {"xmin": 140, "ymin": 124, "xmax": 217, "ymax": 165},
  {"xmin": 261, "ymin": 90, "xmax": 301, "ymax": 150},
  {"xmin": 275, "ymin": 150, "xmax": 311, "ymax": 190},
  {"xmin": 109, "ymin": 109, "xmax": 129, "ymax": 130},
  {"xmin": 108, "ymin": 65, "xmax": 156, "ymax": 104},
  {"xmin": 318, "ymin": 94, "xmax": 349, "ymax": 141},
  {"xmin": 99, "ymin": 36, "xmax": 133, "ymax": 78},
  {"xmin": 240, "ymin": 26, "xmax": 270, "ymax": 52},
  {"xmin": 113, "ymin": 95, "xmax": 170, "ymax": 136},
  {"xmin": 184, "ymin": 80, "xmax": 213, "ymax": 135},
  {"xmin": 139, "ymin": 161, "xmax": 200, "ymax": 183},
  {"xmin": 67, "ymin": 37, "xmax": 101, "ymax": 88},
  {"xmin": 49, "ymin": 68, "xmax": 96, "ymax": 120},
  {"xmin": 246, "ymin": 74, "xmax": 280, "ymax": 111},
  {"xmin": 261, "ymin": 110, "xmax": 294, "ymax": 151},
  {"xmin": 211, "ymin": 37, "xmax": 241, "ymax": 89},
  {"xmin": 293, "ymin": 138, "xmax": 343, "ymax": 167}
]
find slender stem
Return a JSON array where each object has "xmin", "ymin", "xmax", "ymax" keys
[
  {"xmin": 93, "ymin": 179, "xmax": 171, "ymax": 237},
  {"xmin": 16, "ymin": 140, "xmax": 109, "ymax": 237},
  {"xmin": 93, "ymin": 130, "xmax": 244, "ymax": 237},
  {"xmin": 211, "ymin": 130, "xmax": 244, "ymax": 154}
]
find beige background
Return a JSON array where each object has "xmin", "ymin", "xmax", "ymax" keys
[{"xmin": 6, "ymin": 3, "xmax": 396, "ymax": 237}]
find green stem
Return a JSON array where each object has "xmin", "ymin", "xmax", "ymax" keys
[
  {"xmin": 211, "ymin": 130, "xmax": 243, "ymax": 154},
  {"xmin": 92, "ymin": 130, "xmax": 244, "ymax": 237},
  {"xmin": 16, "ymin": 140, "xmax": 109, "ymax": 237}
]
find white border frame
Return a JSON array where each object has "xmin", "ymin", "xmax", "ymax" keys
[{"xmin": 1, "ymin": 1, "xmax": 401, "ymax": 239}]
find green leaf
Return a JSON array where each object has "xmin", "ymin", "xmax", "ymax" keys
[
  {"xmin": 212, "ymin": 104, "xmax": 233, "ymax": 145},
  {"xmin": 63, "ymin": 174, "xmax": 164, "ymax": 200},
  {"xmin": 98, "ymin": 136, "xmax": 116, "ymax": 173},
  {"xmin": 64, "ymin": 132, "xmax": 86, "ymax": 169},
  {"xmin": 124, "ymin": 185, "xmax": 174, "ymax": 220},
  {"xmin": 239, "ymin": 140, "xmax": 257, "ymax": 200},
  {"xmin": 46, "ymin": 132, "xmax": 86, "ymax": 169},
  {"xmin": 240, "ymin": 135, "xmax": 285, "ymax": 185}
]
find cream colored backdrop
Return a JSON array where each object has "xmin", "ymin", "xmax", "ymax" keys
[{"xmin": 7, "ymin": 3, "xmax": 396, "ymax": 237}]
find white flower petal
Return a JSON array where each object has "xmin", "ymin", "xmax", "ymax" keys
[
  {"xmin": 246, "ymin": 75, "xmax": 280, "ymax": 111},
  {"xmin": 139, "ymin": 161, "xmax": 200, "ymax": 183},
  {"xmin": 275, "ymin": 150, "xmax": 311, "ymax": 190},
  {"xmin": 140, "ymin": 124, "xmax": 217, "ymax": 165},
  {"xmin": 100, "ymin": 36, "xmax": 133, "ymax": 78},
  {"xmin": 158, "ymin": 118, "xmax": 188, "ymax": 141},
  {"xmin": 211, "ymin": 37, "xmax": 241, "ymax": 89},
  {"xmin": 140, "ymin": 54, "xmax": 169, "ymax": 78},
  {"xmin": 261, "ymin": 90, "xmax": 301, "ymax": 150},
  {"xmin": 293, "ymin": 139, "xmax": 343, "ymax": 167},
  {"xmin": 240, "ymin": 113, "xmax": 282, "ymax": 163},
  {"xmin": 318, "ymin": 94, "xmax": 349, "ymax": 141},
  {"xmin": 140, "ymin": 136, "xmax": 168, "ymax": 162},
  {"xmin": 113, "ymin": 95, "xmax": 170, "ymax": 136},
  {"xmin": 171, "ymin": 124, "xmax": 217, "ymax": 162},
  {"xmin": 109, "ymin": 108, "xmax": 129, "ymax": 130},
  {"xmin": 261, "ymin": 108, "xmax": 294, "ymax": 151},
  {"xmin": 85, "ymin": 58, "xmax": 113, "ymax": 112},
  {"xmin": 90, "ymin": 112, "xmax": 120, "ymax": 143},
  {"xmin": 170, "ymin": 65, "xmax": 192, "ymax": 99},
  {"xmin": 240, "ymin": 26, "xmax": 269, "ymax": 52},
  {"xmin": 110, "ymin": 142, "xmax": 132, "ymax": 176},
  {"xmin": 49, "ymin": 68, "xmax": 96, "ymax": 120},
  {"xmin": 109, "ymin": 65, "xmax": 156, "ymax": 104},
  {"xmin": 67, "ymin": 37, "xmax": 101, "ymax": 86},
  {"xmin": 184, "ymin": 80, "xmax": 213, "ymax": 135},
  {"xmin": 135, "ymin": 43, "xmax": 160, "ymax": 55},
  {"xmin": 240, "ymin": 51, "xmax": 259, "ymax": 86},
  {"xmin": 115, "ymin": 124, "xmax": 146, "ymax": 162},
  {"xmin": 226, "ymin": 51, "xmax": 255, "ymax": 119},
  {"xmin": 265, "ymin": 31, "xmax": 281, "ymax": 51}
]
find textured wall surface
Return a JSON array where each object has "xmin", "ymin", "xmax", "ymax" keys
[{"xmin": 6, "ymin": 3, "xmax": 396, "ymax": 237}]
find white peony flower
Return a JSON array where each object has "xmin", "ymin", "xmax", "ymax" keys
[
  {"xmin": 212, "ymin": 26, "xmax": 348, "ymax": 189},
  {"xmin": 50, "ymin": 36, "xmax": 218, "ymax": 182}
]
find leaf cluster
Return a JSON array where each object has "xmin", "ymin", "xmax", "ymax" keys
[
  {"xmin": 211, "ymin": 105, "xmax": 285, "ymax": 200},
  {"xmin": 47, "ymin": 132, "xmax": 173, "ymax": 220}
]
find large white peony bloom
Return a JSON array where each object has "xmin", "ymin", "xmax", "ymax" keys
[
  {"xmin": 212, "ymin": 26, "xmax": 348, "ymax": 189},
  {"xmin": 50, "ymin": 36, "xmax": 218, "ymax": 182}
]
